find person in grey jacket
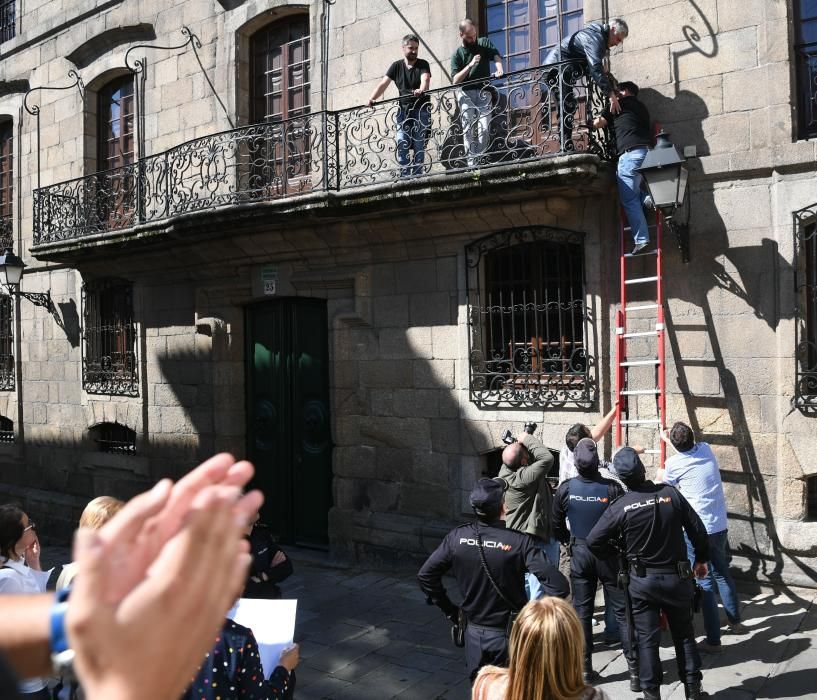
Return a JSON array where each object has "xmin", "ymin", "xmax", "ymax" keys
[
  {"xmin": 543, "ymin": 18, "xmax": 628, "ymax": 148},
  {"xmin": 498, "ymin": 432, "xmax": 558, "ymax": 599}
]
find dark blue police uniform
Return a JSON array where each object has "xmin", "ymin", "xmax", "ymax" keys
[
  {"xmin": 552, "ymin": 438, "xmax": 632, "ymax": 680},
  {"xmin": 587, "ymin": 448, "xmax": 711, "ymax": 700},
  {"xmin": 418, "ymin": 479, "xmax": 569, "ymax": 680}
]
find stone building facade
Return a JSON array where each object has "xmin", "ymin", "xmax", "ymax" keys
[{"xmin": 0, "ymin": 0, "xmax": 815, "ymax": 585}]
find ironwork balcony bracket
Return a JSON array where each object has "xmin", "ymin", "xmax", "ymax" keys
[{"xmin": 17, "ymin": 290, "xmax": 54, "ymax": 311}]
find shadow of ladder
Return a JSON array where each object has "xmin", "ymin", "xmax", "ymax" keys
[{"xmin": 663, "ymin": 294, "xmax": 786, "ymax": 580}]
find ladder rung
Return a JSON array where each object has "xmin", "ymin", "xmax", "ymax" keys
[
  {"xmin": 623, "ymin": 249, "xmax": 658, "ymax": 258},
  {"xmin": 625, "ymin": 276, "xmax": 659, "ymax": 285},
  {"xmin": 625, "ymin": 304, "xmax": 659, "ymax": 311},
  {"xmin": 622, "ymin": 330, "xmax": 659, "ymax": 338},
  {"xmin": 643, "ymin": 449, "xmax": 661, "ymax": 454},
  {"xmin": 621, "ymin": 389, "xmax": 661, "ymax": 395},
  {"xmin": 621, "ymin": 359, "xmax": 660, "ymax": 366},
  {"xmin": 620, "ymin": 419, "xmax": 662, "ymax": 425}
]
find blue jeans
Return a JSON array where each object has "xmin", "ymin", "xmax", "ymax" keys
[
  {"xmin": 396, "ymin": 105, "xmax": 430, "ymax": 177},
  {"xmin": 526, "ymin": 537, "xmax": 560, "ymax": 599},
  {"xmin": 617, "ymin": 147, "xmax": 650, "ymax": 245},
  {"xmin": 685, "ymin": 530, "xmax": 741, "ymax": 645}
]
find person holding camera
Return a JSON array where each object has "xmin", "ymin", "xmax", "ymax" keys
[
  {"xmin": 498, "ymin": 425, "xmax": 559, "ymax": 599},
  {"xmin": 417, "ymin": 479, "xmax": 568, "ymax": 681},
  {"xmin": 586, "ymin": 448, "xmax": 711, "ymax": 700}
]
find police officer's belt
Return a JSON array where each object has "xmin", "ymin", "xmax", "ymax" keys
[
  {"xmin": 629, "ymin": 564, "xmax": 679, "ymax": 576},
  {"xmin": 468, "ymin": 622, "xmax": 508, "ymax": 633}
]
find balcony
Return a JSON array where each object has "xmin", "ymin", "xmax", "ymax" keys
[{"xmin": 33, "ymin": 61, "xmax": 614, "ymax": 247}]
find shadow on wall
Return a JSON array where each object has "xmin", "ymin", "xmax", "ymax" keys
[
  {"xmin": 0, "ymin": 431, "xmax": 213, "ymax": 545},
  {"xmin": 638, "ymin": 62, "xmax": 812, "ymax": 589}
]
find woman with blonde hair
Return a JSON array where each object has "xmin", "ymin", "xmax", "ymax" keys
[
  {"xmin": 472, "ymin": 597, "xmax": 611, "ymax": 700},
  {"xmin": 55, "ymin": 496, "xmax": 125, "ymax": 590}
]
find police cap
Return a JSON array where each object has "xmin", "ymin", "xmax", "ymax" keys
[
  {"xmin": 574, "ymin": 437, "xmax": 599, "ymax": 475},
  {"xmin": 613, "ymin": 446, "xmax": 646, "ymax": 484},
  {"xmin": 470, "ymin": 478, "xmax": 507, "ymax": 516}
]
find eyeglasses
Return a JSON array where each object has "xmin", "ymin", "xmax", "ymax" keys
[{"xmin": 23, "ymin": 521, "xmax": 35, "ymax": 532}]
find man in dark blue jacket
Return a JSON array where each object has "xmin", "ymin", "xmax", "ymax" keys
[
  {"xmin": 418, "ymin": 478, "xmax": 568, "ymax": 680},
  {"xmin": 552, "ymin": 438, "xmax": 636, "ymax": 686}
]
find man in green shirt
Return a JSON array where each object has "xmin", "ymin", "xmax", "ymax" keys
[{"xmin": 450, "ymin": 19, "xmax": 503, "ymax": 167}]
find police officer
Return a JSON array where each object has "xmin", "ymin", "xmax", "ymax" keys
[
  {"xmin": 417, "ymin": 478, "xmax": 569, "ymax": 680},
  {"xmin": 587, "ymin": 447, "xmax": 710, "ymax": 700},
  {"xmin": 243, "ymin": 515, "xmax": 293, "ymax": 599},
  {"xmin": 552, "ymin": 438, "xmax": 637, "ymax": 686}
]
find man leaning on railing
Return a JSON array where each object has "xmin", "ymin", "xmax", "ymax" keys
[
  {"xmin": 367, "ymin": 34, "xmax": 432, "ymax": 178},
  {"xmin": 544, "ymin": 18, "xmax": 629, "ymax": 147},
  {"xmin": 451, "ymin": 18, "xmax": 504, "ymax": 168}
]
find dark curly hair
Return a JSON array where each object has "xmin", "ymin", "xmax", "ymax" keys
[
  {"xmin": 0, "ymin": 504, "xmax": 25, "ymax": 561},
  {"xmin": 565, "ymin": 423, "xmax": 592, "ymax": 452},
  {"xmin": 669, "ymin": 422, "xmax": 695, "ymax": 453}
]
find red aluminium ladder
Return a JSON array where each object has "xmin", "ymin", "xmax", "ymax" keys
[{"xmin": 614, "ymin": 210, "xmax": 667, "ymax": 467}]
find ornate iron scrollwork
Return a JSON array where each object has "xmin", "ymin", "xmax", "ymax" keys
[
  {"xmin": 33, "ymin": 60, "xmax": 614, "ymax": 246},
  {"xmin": 794, "ymin": 203, "xmax": 817, "ymax": 412},
  {"xmin": 465, "ymin": 227, "xmax": 596, "ymax": 409}
]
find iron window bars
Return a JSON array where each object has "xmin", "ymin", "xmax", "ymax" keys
[
  {"xmin": 0, "ymin": 0, "xmax": 14, "ymax": 44},
  {"xmin": 34, "ymin": 60, "xmax": 614, "ymax": 244},
  {"xmin": 82, "ymin": 280, "xmax": 138, "ymax": 396},
  {"xmin": 466, "ymin": 227, "xmax": 595, "ymax": 408},
  {"xmin": 0, "ymin": 415, "xmax": 12, "ymax": 443},
  {"xmin": 794, "ymin": 203, "xmax": 817, "ymax": 410},
  {"xmin": 0, "ymin": 294, "xmax": 12, "ymax": 391},
  {"xmin": 794, "ymin": 0, "xmax": 817, "ymax": 140},
  {"xmin": 90, "ymin": 421, "xmax": 136, "ymax": 454}
]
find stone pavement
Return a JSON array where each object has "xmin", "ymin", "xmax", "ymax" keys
[
  {"xmin": 40, "ymin": 546, "xmax": 817, "ymax": 699},
  {"xmin": 282, "ymin": 550, "xmax": 817, "ymax": 700}
]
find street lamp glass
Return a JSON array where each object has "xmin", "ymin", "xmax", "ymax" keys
[
  {"xmin": 0, "ymin": 249, "xmax": 25, "ymax": 287},
  {"xmin": 635, "ymin": 131, "xmax": 688, "ymax": 211}
]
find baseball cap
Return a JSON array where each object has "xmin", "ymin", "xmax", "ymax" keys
[
  {"xmin": 470, "ymin": 478, "xmax": 507, "ymax": 516},
  {"xmin": 613, "ymin": 446, "xmax": 645, "ymax": 481},
  {"xmin": 573, "ymin": 437, "xmax": 599, "ymax": 473}
]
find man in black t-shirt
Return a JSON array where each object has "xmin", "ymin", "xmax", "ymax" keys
[
  {"xmin": 368, "ymin": 34, "xmax": 432, "ymax": 177},
  {"xmin": 593, "ymin": 81, "xmax": 654, "ymax": 255}
]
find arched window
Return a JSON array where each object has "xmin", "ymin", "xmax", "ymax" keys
[
  {"xmin": 250, "ymin": 15, "xmax": 310, "ymax": 125},
  {"xmin": 482, "ymin": 0, "xmax": 584, "ymax": 71},
  {"xmin": 96, "ymin": 75, "xmax": 135, "ymax": 228},
  {"xmin": 0, "ymin": 119, "xmax": 12, "ymax": 250},
  {"xmin": 247, "ymin": 15, "xmax": 312, "ymax": 195},
  {"xmin": 89, "ymin": 422, "xmax": 136, "ymax": 454}
]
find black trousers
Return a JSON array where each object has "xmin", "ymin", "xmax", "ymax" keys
[
  {"xmin": 465, "ymin": 623, "xmax": 508, "ymax": 681},
  {"xmin": 628, "ymin": 572, "xmax": 702, "ymax": 691},
  {"xmin": 570, "ymin": 542, "xmax": 632, "ymax": 672}
]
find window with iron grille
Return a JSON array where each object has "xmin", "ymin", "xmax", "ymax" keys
[
  {"xmin": 89, "ymin": 422, "xmax": 136, "ymax": 454},
  {"xmin": 481, "ymin": 0, "xmax": 584, "ymax": 72},
  {"xmin": 807, "ymin": 474, "xmax": 817, "ymax": 520},
  {"xmin": 0, "ymin": 415, "xmax": 12, "ymax": 443},
  {"xmin": 795, "ymin": 0, "xmax": 817, "ymax": 139},
  {"xmin": 795, "ymin": 203, "xmax": 817, "ymax": 409},
  {"xmin": 466, "ymin": 228, "xmax": 595, "ymax": 408},
  {"xmin": 82, "ymin": 280, "xmax": 138, "ymax": 396},
  {"xmin": 0, "ymin": 0, "xmax": 15, "ymax": 44},
  {"xmin": 0, "ymin": 120, "xmax": 12, "ymax": 250},
  {"xmin": 0, "ymin": 294, "xmax": 12, "ymax": 391}
]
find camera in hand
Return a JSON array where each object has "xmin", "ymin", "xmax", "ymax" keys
[{"xmin": 501, "ymin": 422, "xmax": 538, "ymax": 444}]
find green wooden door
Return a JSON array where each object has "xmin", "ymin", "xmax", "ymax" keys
[{"xmin": 246, "ymin": 298, "xmax": 332, "ymax": 547}]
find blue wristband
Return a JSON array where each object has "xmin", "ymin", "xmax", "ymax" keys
[{"xmin": 50, "ymin": 588, "xmax": 71, "ymax": 654}]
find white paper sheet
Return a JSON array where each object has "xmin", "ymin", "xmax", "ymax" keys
[{"xmin": 227, "ymin": 598, "xmax": 298, "ymax": 678}]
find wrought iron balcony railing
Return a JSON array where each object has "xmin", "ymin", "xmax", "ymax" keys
[
  {"xmin": 795, "ymin": 44, "xmax": 817, "ymax": 140},
  {"xmin": 0, "ymin": 0, "xmax": 15, "ymax": 44},
  {"xmin": 33, "ymin": 61, "xmax": 614, "ymax": 245}
]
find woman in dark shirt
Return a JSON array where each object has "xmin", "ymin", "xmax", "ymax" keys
[
  {"xmin": 182, "ymin": 619, "xmax": 298, "ymax": 700},
  {"xmin": 244, "ymin": 517, "xmax": 293, "ymax": 599}
]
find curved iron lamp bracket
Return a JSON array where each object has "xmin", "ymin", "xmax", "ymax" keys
[
  {"xmin": 124, "ymin": 26, "xmax": 201, "ymax": 74},
  {"xmin": 23, "ymin": 69, "xmax": 85, "ymax": 116}
]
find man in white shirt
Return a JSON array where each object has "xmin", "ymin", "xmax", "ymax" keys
[{"xmin": 657, "ymin": 421, "xmax": 747, "ymax": 653}]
